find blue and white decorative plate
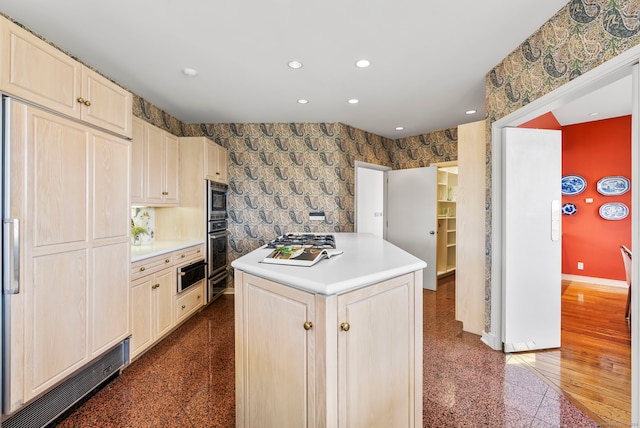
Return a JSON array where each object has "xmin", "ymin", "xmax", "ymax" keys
[
  {"xmin": 597, "ymin": 176, "xmax": 630, "ymax": 196},
  {"xmin": 562, "ymin": 203, "xmax": 578, "ymax": 216},
  {"xmin": 599, "ymin": 202, "xmax": 629, "ymax": 220},
  {"xmin": 561, "ymin": 175, "xmax": 587, "ymax": 196}
]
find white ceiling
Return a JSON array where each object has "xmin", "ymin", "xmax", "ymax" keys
[
  {"xmin": 552, "ymin": 75, "xmax": 632, "ymax": 126},
  {"xmin": 0, "ymin": 0, "xmax": 570, "ymax": 138}
]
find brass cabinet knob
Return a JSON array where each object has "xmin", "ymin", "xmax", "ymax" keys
[
  {"xmin": 140, "ymin": 266, "xmax": 146, "ymax": 272},
  {"xmin": 181, "ymin": 254, "xmax": 185, "ymax": 258},
  {"xmin": 181, "ymin": 305, "xmax": 186, "ymax": 309},
  {"xmin": 303, "ymin": 321, "xmax": 313, "ymax": 331},
  {"xmin": 83, "ymin": 99, "xmax": 91, "ymax": 106},
  {"xmin": 197, "ymin": 295, "xmax": 201, "ymax": 300},
  {"xmin": 77, "ymin": 97, "xmax": 85, "ymax": 104},
  {"xmin": 152, "ymin": 283, "xmax": 159, "ymax": 289},
  {"xmin": 165, "ymin": 259, "xmax": 170, "ymax": 263},
  {"xmin": 340, "ymin": 322, "xmax": 350, "ymax": 332}
]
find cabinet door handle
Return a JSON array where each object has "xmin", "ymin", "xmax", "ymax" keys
[
  {"xmin": 77, "ymin": 97, "xmax": 85, "ymax": 104},
  {"xmin": 152, "ymin": 283, "xmax": 159, "ymax": 289},
  {"xmin": 181, "ymin": 304, "xmax": 186, "ymax": 309},
  {"xmin": 303, "ymin": 321, "xmax": 313, "ymax": 331},
  {"xmin": 83, "ymin": 99, "xmax": 91, "ymax": 107},
  {"xmin": 181, "ymin": 254, "xmax": 186, "ymax": 258},
  {"xmin": 140, "ymin": 266, "xmax": 146, "ymax": 272},
  {"xmin": 340, "ymin": 322, "xmax": 350, "ymax": 332}
]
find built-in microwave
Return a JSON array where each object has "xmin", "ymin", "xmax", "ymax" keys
[
  {"xmin": 208, "ymin": 180, "xmax": 227, "ymax": 219},
  {"xmin": 177, "ymin": 259, "xmax": 207, "ymax": 293}
]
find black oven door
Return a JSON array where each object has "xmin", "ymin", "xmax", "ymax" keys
[{"xmin": 208, "ymin": 230, "xmax": 229, "ymax": 278}]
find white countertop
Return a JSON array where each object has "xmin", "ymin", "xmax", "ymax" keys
[
  {"xmin": 131, "ymin": 240, "xmax": 205, "ymax": 262},
  {"xmin": 231, "ymin": 233, "xmax": 426, "ymax": 295}
]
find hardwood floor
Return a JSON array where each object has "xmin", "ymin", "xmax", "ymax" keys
[{"xmin": 511, "ymin": 280, "xmax": 631, "ymax": 427}]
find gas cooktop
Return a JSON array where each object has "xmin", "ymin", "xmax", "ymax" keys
[{"xmin": 266, "ymin": 233, "xmax": 336, "ymax": 249}]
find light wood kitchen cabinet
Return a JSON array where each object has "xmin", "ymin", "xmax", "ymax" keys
[
  {"xmin": 5, "ymin": 99, "xmax": 130, "ymax": 413},
  {"xmin": 130, "ymin": 243, "xmax": 205, "ymax": 359},
  {"xmin": 236, "ymin": 273, "xmax": 316, "ymax": 428},
  {"xmin": 206, "ymin": 139, "xmax": 228, "ymax": 184},
  {"xmin": 175, "ymin": 281, "xmax": 205, "ymax": 324},
  {"xmin": 130, "ymin": 265, "xmax": 175, "ymax": 359},
  {"xmin": 131, "ymin": 117, "xmax": 180, "ymax": 205},
  {"xmin": 337, "ymin": 274, "xmax": 418, "ymax": 427},
  {"xmin": 0, "ymin": 16, "xmax": 132, "ymax": 138},
  {"xmin": 235, "ymin": 271, "xmax": 421, "ymax": 428}
]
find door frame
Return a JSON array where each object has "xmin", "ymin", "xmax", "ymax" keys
[
  {"xmin": 487, "ymin": 43, "xmax": 640, "ymax": 424},
  {"xmin": 354, "ymin": 161, "xmax": 391, "ymax": 238}
]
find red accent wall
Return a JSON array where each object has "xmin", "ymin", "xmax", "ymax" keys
[
  {"xmin": 519, "ymin": 112, "xmax": 562, "ymax": 130},
  {"xmin": 520, "ymin": 114, "xmax": 631, "ymax": 281},
  {"xmin": 561, "ymin": 116, "xmax": 631, "ymax": 280}
]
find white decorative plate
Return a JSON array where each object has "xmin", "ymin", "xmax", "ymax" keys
[
  {"xmin": 597, "ymin": 176, "xmax": 630, "ymax": 196},
  {"xmin": 561, "ymin": 175, "xmax": 586, "ymax": 196},
  {"xmin": 599, "ymin": 202, "xmax": 629, "ymax": 220},
  {"xmin": 562, "ymin": 203, "xmax": 577, "ymax": 216}
]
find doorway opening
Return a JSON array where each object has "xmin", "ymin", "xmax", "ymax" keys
[{"xmin": 489, "ymin": 46, "xmax": 640, "ymax": 425}]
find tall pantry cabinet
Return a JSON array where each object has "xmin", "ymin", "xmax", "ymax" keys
[{"xmin": 1, "ymin": 14, "xmax": 132, "ymax": 415}]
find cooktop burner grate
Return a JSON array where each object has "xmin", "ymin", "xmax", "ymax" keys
[{"xmin": 266, "ymin": 233, "xmax": 336, "ymax": 249}]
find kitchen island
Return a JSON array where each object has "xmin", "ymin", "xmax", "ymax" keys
[{"xmin": 232, "ymin": 233, "xmax": 426, "ymax": 428}]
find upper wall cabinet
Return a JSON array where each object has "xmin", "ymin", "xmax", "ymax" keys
[
  {"xmin": 131, "ymin": 117, "xmax": 180, "ymax": 206},
  {"xmin": 0, "ymin": 16, "xmax": 132, "ymax": 138},
  {"xmin": 205, "ymin": 139, "xmax": 228, "ymax": 184}
]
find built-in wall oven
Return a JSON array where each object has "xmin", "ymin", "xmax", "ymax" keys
[{"xmin": 207, "ymin": 180, "xmax": 229, "ymax": 302}]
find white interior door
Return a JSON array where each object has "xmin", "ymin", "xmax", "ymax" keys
[
  {"xmin": 356, "ymin": 166, "xmax": 385, "ymax": 238},
  {"xmin": 502, "ymin": 127, "xmax": 562, "ymax": 352},
  {"xmin": 387, "ymin": 166, "xmax": 437, "ymax": 290}
]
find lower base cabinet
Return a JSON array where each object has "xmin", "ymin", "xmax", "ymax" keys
[
  {"xmin": 235, "ymin": 271, "xmax": 423, "ymax": 428},
  {"xmin": 129, "ymin": 244, "xmax": 205, "ymax": 360},
  {"xmin": 130, "ymin": 267, "xmax": 175, "ymax": 358}
]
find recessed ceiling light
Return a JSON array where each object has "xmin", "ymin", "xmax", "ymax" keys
[
  {"xmin": 182, "ymin": 68, "xmax": 198, "ymax": 77},
  {"xmin": 288, "ymin": 60, "xmax": 303, "ymax": 69},
  {"xmin": 297, "ymin": 99, "xmax": 308, "ymax": 104},
  {"xmin": 395, "ymin": 126, "xmax": 404, "ymax": 131},
  {"xmin": 355, "ymin": 59, "xmax": 370, "ymax": 68},
  {"xmin": 348, "ymin": 99, "xmax": 359, "ymax": 104},
  {"xmin": 465, "ymin": 109, "xmax": 477, "ymax": 115},
  {"xmin": 589, "ymin": 112, "xmax": 599, "ymax": 116}
]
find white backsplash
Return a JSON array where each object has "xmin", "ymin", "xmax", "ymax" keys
[{"xmin": 131, "ymin": 207, "xmax": 155, "ymax": 244}]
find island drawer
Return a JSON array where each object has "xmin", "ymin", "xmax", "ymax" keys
[
  {"xmin": 131, "ymin": 253, "xmax": 174, "ymax": 280},
  {"xmin": 175, "ymin": 281, "xmax": 204, "ymax": 323}
]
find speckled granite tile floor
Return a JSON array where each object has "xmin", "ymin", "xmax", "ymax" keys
[{"xmin": 55, "ymin": 279, "xmax": 598, "ymax": 428}]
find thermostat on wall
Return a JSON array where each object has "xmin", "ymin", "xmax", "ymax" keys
[{"xmin": 309, "ymin": 211, "xmax": 325, "ymax": 221}]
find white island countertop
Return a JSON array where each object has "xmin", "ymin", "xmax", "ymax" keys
[
  {"xmin": 131, "ymin": 240, "xmax": 205, "ymax": 262},
  {"xmin": 231, "ymin": 233, "xmax": 426, "ymax": 295}
]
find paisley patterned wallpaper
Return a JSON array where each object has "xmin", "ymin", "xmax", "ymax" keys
[
  {"xmin": 200, "ymin": 122, "xmax": 393, "ymax": 263},
  {"xmin": 484, "ymin": 0, "xmax": 640, "ymax": 332},
  {"xmin": 132, "ymin": 96, "xmax": 459, "ymax": 263}
]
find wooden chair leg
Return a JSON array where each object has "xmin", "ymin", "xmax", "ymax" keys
[{"xmin": 626, "ymin": 287, "xmax": 631, "ymax": 320}]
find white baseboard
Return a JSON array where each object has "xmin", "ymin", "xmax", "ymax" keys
[
  {"xmin": 561, "ymin": 274, "xmax": 627, "ymax": 289},
  {"xmin": 481, "ymin": 331, "xmax": 502, "ymax": 351}
]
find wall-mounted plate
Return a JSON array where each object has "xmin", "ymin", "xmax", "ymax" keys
[
  {"xmin": 562, "ymin": 203, "xmax": 577, "ymax": 216},
  {"xmin": 599, "ymin": 202, "xmax": 629, "ymax": 220},
  {"xmin": 597, "ymin": 176, "xmax": 630, "ymax": 196},
  {"xmin": 561, "ymin": 175, "xmax": 586, "ymax": 196}
]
